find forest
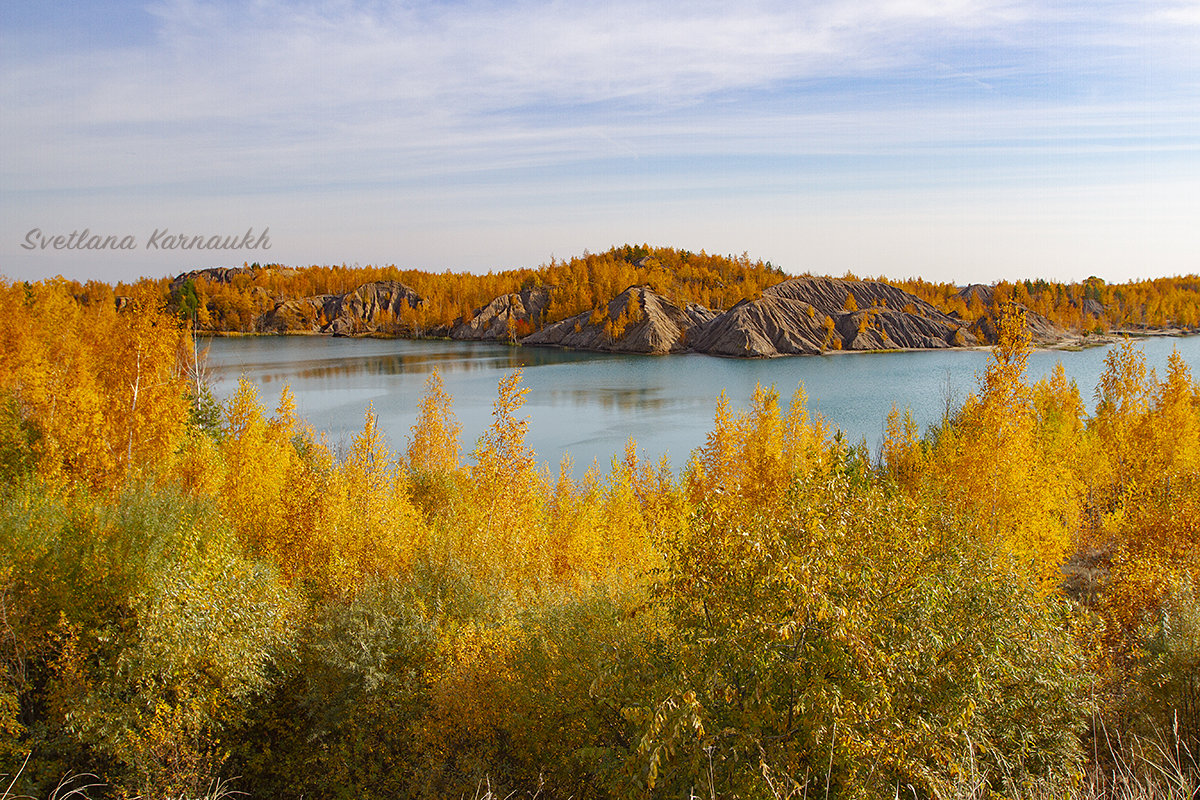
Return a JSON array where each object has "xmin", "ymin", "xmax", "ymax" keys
[
  {"xmin": 1, "ymin": 274, "xmax": 1198, "ymax": 799},
  {"xmin": 72, "ymin": 245, "xmax": 1200, "ymax": 337},
  {"xmin": 140, "ymin": 246, "xmax": 791, "ymax": 335}
]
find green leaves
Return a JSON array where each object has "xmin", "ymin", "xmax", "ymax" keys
[
  {"xmin": 648, "ymin": 451, "xmax": 1089, "ymax": 798},
  {"xmin": 0, "ymin": 482, "xmax": 296, "ymax": 797},
  {"xmin": 5, "ymin": 284, "xmax": 1198, "ymax": 798}
]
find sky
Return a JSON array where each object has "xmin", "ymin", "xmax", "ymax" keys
[{"xmin": 2, "ymin": 0, "xmax": 1198, "ymax": 287}]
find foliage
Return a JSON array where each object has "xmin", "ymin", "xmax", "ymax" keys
[
  {"xmin": 889, "ymin": 274, "xmax": 1200, "ymax": 334},
  {"xmin": 894, "ymin": 308, "xmax": 1083, "ymax": 584},
  {"xmin": 3, "ymin": 280, "xmax": 1200, "ymax": 798},
  {"xmin": 0, "ymin": 280, "xmax": 191, "ymax": 490},
  {"xmin": 122, "ymin": 247, "xmax": 1200, "ymax": 341},
  {"xmin": 149, "ymin": 246, "xmax": 788, "ymax": 334},
  {"xmin": 0, "ymin": 482, "xmax": 295, "ymax": 797},
  {"xmin": 643, "ymin": 402, "xmax": 1089, "ymax": 799},
  {"xmin": 1136, "ymin": 582, "xmax": 1200, "ymax": 755},
  {"xmin": 406, "ymin": 369, "xmax": 462, "ymax": 486}
]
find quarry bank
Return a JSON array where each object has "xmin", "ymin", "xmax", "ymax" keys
[{"xmin": 175, "ymin": 265, "xmax": 1172, "ymax": 358}]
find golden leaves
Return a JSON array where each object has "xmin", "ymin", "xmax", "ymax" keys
[
  {"xmin": 916, "ymin": 307, "xmax": 1078, "ymax": 583},
  {"xmin": 407, "ymin": 369, "xmax": 461, "ymax": 475},
  {"xmin": 688, "ymin": 383, "xmax": 826, "ymax": 521},
  {"xmin": 0, "ymin": 279, "xmax": 191, "ymax": 490}
]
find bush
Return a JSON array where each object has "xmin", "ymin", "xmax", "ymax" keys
[
  {"xmin": 634, "ymin": 457, "xmax": 1091, "ymax": 799},
  {"xmin": 1137, "ymin": 581, "xmax": 1200, "ymax": 760},
  {"xmin": 0, "ymin": 481, "xmax": 296, "ymax": 797}
]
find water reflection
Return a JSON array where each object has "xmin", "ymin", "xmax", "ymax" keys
[
  {"xmin": 545, "ymin": 386, "xmax": 674, "ymax": 413},
  {"xmin": 207, "ymin": 339, "xmax": 611, "ymax": 386}
]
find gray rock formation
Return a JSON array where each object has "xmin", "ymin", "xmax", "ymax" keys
[
  {"xmin": 450, "ymin": 287, "xmax": 552, "ymax": 341},
  {"xmin": 951, "ymin": 283, "xmax": 1069, "ymax": 345},
  {"xmin": 523, "ymin": 286, "xmax": 715, "ymax": 354},
  {"xmin": 170, "ymin": 265, "xmax": 295, "ymax": 291},
  {"xmin": 771, "ymin": 276, "xmax": 947, "ymax": 318},
  {"xmin": 953, "ymin": 284, "xmax": 1070, "ymax": 345},
  {"xmin": 687, "ymin": 294, "xmax": 830, "ymax": 357},
  {"xmin": 260, "ymin": 294, "xmax": 341, "ymax": 332},
  {"xmin": 956, "ymin": 284, "xmax": 994, "ymax": 307},
  {"xmin": 969, "ymin": 310, "xmax": 1067, "ymax": 346},
  {"xmin": 219, "ymin": 270, "xmax": 1091, "ymax": 356},
  {"xmin": 330, "ymin": 281, "xmax": 423, "ymax": 335},
  {"xmin": 1024, "ymin": 310, "xmax": 1069, "ymax": 343},
  {"xmin": 260, "ymin": 280, "xmax": 422, "ymax": 335},
  {"xmin": 690, "ymin": 277, "xmax": 973, "ymax": 357}
]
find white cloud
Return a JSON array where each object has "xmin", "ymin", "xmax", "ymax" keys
[
  {"xmin": 1147, "ymin": 1, "xmax": 1200, "ymax": 25},
  {"xmin": 4, "ymin": 0, "xmax": 1037, "ymax": 125},
  {"xmin": 3, "ymin": 0, "xmax": 1200, "ymax": 283}
]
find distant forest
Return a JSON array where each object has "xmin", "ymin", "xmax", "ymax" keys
[{"xmin": 57, "ymin": 244, "xmax": 1200, "ymax": 335}]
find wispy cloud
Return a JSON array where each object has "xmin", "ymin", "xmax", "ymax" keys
[{"xmin": 2, "ymin": 0, "xmax": 1199, "ymax": 281}]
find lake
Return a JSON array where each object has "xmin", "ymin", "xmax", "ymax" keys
[{"xmin": 203, "ymin": 334, "xmax": 1200, "ymax": 473}]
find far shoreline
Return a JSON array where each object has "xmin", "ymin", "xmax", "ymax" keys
[{"xmin": 194, "ymin": 326, "xmax": 1200, "ymax": 359}]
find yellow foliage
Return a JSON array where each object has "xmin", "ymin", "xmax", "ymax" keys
[
  {"xmin": 407, "ymin": 369, "xmax": 462, "ymax": 475},
  {"xmin": 220, "ymin": 384, "xmax": 425, "ymax": 596},
  {"xmin": 595, "ymin": 441, "xmax": 675, "ymax": 586},
  {"xmin": 106, "ymin": 288, "xmax": 192, "ymax": 480},
  {"xmin": 315, "ymin": 406, "xmax": 425, "ymax": 595},
  {"xmin": 546, "ymin": 457, "xmax": 603, "ymax": 583},
  {"xmin": 169, "ymin": 427, "xmax": 225, "ymax": 496},
  {"xmin": 919, "ymin": 308, "xmax": 1079, "ymax": 583},
  {"xmin": 543, "ymin": 449, "xmax": 667, "ymax": 590},
  {"xmin": 422, "ymin": 622, "xmax": 521, "ymax": 768},
  {"xmin": 0, "ymin": 280, "xmax": 191, "ymax": 490},
  {"xmin": 881, "ymin": 405, "xmax": 921, "ymax": 490},
  {"xmin": 11, "ymin": 273, "xmax": 1200, "ymax": 796},
  {"xmin": 688, "ymin": 384, "xmax": 826, "ymax": 520},
  {"xmin": 1086, "ymin": 345, "xmax": 1200, "ymax": 645},
  {"xmin": 219, "ymin": 379, "xmax": 295, "ymax": 559},
  {"xmin": 11, "ymin": 275, "xmax": 1200, "ymax": 795},
  {"xmin": 461, "ymin": 371, "xmax": 549, "ymax": 592}
]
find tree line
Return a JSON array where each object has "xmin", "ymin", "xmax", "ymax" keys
[{"xmin": 77, "ymin": 245, "xmax": 1200, "ymax": 336}]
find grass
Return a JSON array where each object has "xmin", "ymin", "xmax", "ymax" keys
[
  {"xmin": 1, "ymin": 753, "xmax": 245, "ymax": 800},
  {"xmin": 3, "ymin": 727, "xmax": 1196, "ymax": 799},
  {"xmin": 2, "ymin": 754, "xmax": 102, "ymax": 800}
]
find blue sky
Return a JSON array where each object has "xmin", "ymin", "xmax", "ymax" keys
[{"xmin": 2, "ymin": 0, "xmax": 1198, "ymax": 286}]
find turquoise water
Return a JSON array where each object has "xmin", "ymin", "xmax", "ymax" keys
[{"xmin": 203, "ymin": 335, "xmax": 1200, "ymax": 473}]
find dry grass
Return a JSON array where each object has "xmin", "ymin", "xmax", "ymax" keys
[
  {"xmin": 1, "ymin": 754, "xmax": 102, "ymax": 800},
  {"xmin": 1073, "ymin": 721, "xmax": 1199, "ymax": 800},
  {"xmin": 2, "ymin": 752, "xmax": 245, "ymax": 800},
  {"xmin": 754, "ymin": 723, "xmax": 1199, "ymax": 800},
  {"xmin": 4, "ymin": 729, "xmax": 1195, "ymax": 800}
]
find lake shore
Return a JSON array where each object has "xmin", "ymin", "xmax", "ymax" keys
[{"xmin": 199, "ymin": 324, "xmax": 1199, "ymax": 358}]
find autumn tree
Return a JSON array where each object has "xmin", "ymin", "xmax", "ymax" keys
[
  {"xmin": 0, "ymin": 280, "xmax": 191, "ymax": 490},
  {"xmin": 687, "ymin": 384, "xmax": 826, "ymax": 523},
  {"xmin": 912, "ymin": 308, "xmax": 1081, "ymax": 583},
  {"xmin": 636, "ymin": 395, "xmax": 1088, "ymax": 798},
  {"xmin": 407, "ymin": 369, "xmax": 462, "ymax": 476},
  {"xmin": 315, "ymin": 406, "xmax": 425, "ymax": 596},
  {"xmin": 460, "ymin": 371, "xmax": 548, "ymax": 592}
]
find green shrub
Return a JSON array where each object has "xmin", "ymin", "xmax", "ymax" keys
[
  {"xmin": 0, "ymin": 482, "xmax": 296, "ymax": 797},
  {"xmin": 632, "ymin": 460, "xmax": 1091, "ymax": 799},
  {"xmin": 1138, "ymin": 580, "xmax": 1200, "ymax": 760},
  {"xmin": 0, "ymin": 396, "xmax": 37, "ymax": 487}
]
